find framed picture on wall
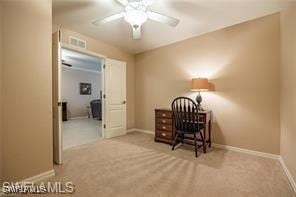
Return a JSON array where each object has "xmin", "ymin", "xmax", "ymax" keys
[{"xmin": 80, "ymin": 83, "xmax": 92, "ymax": 95}]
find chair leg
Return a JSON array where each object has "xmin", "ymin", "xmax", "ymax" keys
[
  {"xmin": 194, "ymin": 133, "xmax": 198, "ymax": 158},
  {"xmin": 200, "ymin": 131, "xmax": 206, "ymax": 153},
  {"xmin": 172, "ymin": 133, "xmax": 179, "ymax": 150}
]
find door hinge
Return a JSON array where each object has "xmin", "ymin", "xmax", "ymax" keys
[
  {"xmin": 103, "ymin": 64, "xmax": 106, "ymax": 69},
  {"xmin": 103, "ymin": 94, "xmax": 106, "ymax": 99},
  {"xmin": 103, "ymin": 124, "xmax": 106, "ymax": 128}
]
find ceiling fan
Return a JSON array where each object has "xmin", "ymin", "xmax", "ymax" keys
[
  {"xmin": 92, "ymin": 0, "xmax": 180, "ymax": 40},
  {"xmin": 62, "ymin": 60, "xmax": 72, "ymax": 67}
]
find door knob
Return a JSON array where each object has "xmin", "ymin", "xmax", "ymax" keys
[{"xmin": 123, "ymin": 101, "xmax": 126, "ymax": 104}]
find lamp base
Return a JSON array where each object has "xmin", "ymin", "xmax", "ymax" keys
[{"xmin": 196, "ymin": 93, "xmax": 204, "ymax": 111}]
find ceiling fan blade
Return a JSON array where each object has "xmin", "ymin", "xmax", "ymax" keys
[
  {"xmin": 116, "ymin": 0, "xmax": 129, "ymax": 6},
  {"xmin": 62, "ymin": 63, "xmax": 73, "ymax": 67},
  {"xmin": 92, "ymin": 13, "xmax": 124, "ymax": 26},
  {"xmin": 133, "ymin": 26, "xmax": 142, "ymax": 40},
  {"xmin": 62, "ymin": 60, "xmax": 73, "ymax": 67},
  {"xmin": 147, "ymin": 11, "xmax": 179, "ymax": 27}
]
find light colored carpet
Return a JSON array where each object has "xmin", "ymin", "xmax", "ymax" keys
[
  {"xmin": 43, "ymin": 132, "xmax": 294, "ymax": 196},
  {"xmin": 62, "ymin": 118, "xmax": 102, "ymax": 150}
]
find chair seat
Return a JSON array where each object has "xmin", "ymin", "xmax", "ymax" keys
[{"xmin": 175, "ymin": 123, "xmax": 204, "ymax": 134}]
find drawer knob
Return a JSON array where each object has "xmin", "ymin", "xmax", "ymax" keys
[
  {"xmin": 161, "ymin": 133, "xmax": 166, "ymax": 136},
  {"xmin": 162, "ymin": 120, "xmax": 166, "ymax": 123},
  {"xmin": 162, "ymin": 126, "xmax": 166, "ymax": 129},
  {"xmin": 162, "ymin": 114, "xmax": 166, "ymax": 117}
]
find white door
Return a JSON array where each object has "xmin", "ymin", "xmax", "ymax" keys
[
  {"xmin": 52, "ymin": 31, "xmax": 62, "ymax": 164},
  {"xmin": 104, "ymin": 59, "xmax": 127, "ymax": 138}
]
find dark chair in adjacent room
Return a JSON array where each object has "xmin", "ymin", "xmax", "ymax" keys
[
  {"xmin": 90, "ymin": 99, "xmax": 102, "ymax": 120},
  {"xmin": 171, "ymin": 97, "xmax": 206, "ymax": 157}
]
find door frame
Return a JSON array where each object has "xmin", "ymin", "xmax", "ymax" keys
[{"xmin": 60, "ymin": 43, "xmax": 107, "ymax": 139}]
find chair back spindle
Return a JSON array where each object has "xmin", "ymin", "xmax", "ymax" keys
[{"xmin": 171, "ymin": 97, "xmax": 199, "ymax": 133}]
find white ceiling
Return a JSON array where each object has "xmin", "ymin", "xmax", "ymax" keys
[
  {"xmin": 62, "ymin": 48, "xmax": 101, "ymax": 72},
  {"xmin": 53, "ymin": 0, "xmax": 284, "ymax": 54}
]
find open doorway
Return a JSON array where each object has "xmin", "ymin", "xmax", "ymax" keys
[
  {"xmin": 61, "ymin": 48, "xmax": 103, "ymax": 149},
  {"xmin": 53, "ymin": 30, "xmax": 127, "ymax": 164}
]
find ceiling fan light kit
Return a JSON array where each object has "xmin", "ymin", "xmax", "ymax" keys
[
  {"xmin": 92, "ymin": 0, "xmax": 179, "ymax": 40},
  {"xmin": 124, "ymin": 2, "xmax": 148, "ymax": 26}
]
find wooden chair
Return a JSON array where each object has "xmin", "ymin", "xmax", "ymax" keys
[{"xmin": 171, "ymin": 97, "xmax": 206, "ymax": 157}]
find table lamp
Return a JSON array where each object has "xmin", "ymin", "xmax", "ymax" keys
[{"xmin": 190, "ymin": 78, "xmax": 209, "ymax": 110}]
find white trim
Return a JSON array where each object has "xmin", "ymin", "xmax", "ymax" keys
[
  {"xmin": 127, "ymin": 128, "xmax": 137, "ymax": 133},
  {"xmin": 127, "ymin": 128, "xmax": 154, "ymax": 135},
  {"xmin": 22, "ymin": 169, "xmax": 55, "ymax": 183},
  {"xmin": 62, "ymin": 65, "xmax": 101, "ymax": 74},
  {"xmin": 61, "ymin": 43, "xmax": 106, "ymax": 59},
  {"xmin": 104, "ymin": 129, "xmax": 126, "ymax": 139},
  {"xmin": 212, "ymin": 143, "xmax": 280, "ymax": 160},
  {"xmin": 101, "ymin": 58, "xmax": 106, "ymax": 139},
  {"xmin": 0, "ymin": 170, "xmax": 55, "ymax": 195},
  {"xmin": 130, "ymin": 129, "xmax": 278, "ymax": 159},
  {"xmin": 279, "ymin": 157, "xmax": 296, "ymax": 193},
  {"xmin": 136, "ymin": 129, "xmax": 154, "ymax": 135},
  {"xmin": 68, "ymin": 116, "xmax": 89, "ymax": 120}
]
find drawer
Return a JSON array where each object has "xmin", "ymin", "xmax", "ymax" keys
[
  {"xmin": 156, "ymin": 118, "xmax": 172, "ymax": 125},
  {"xmin": 155, "ymin": 130, "xmax": 172, "ymax": 140},
  {"xmin": 198, "ymin": 115, "xmax": 205, "ymax": 122},
  {"xmin": 156, "ymin": 124, "xmax": 173, "ymax": 131},
  {"xmin": 156, "ymin": 111, "xmax": 172, "ymax": 118}
]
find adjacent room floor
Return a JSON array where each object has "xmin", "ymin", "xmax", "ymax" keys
[
  {"xmin": 45, "ymin": 131, "xmax": 295, "ymax": 197},
  {"xmin": 62, "ymin": 118, "xmax": 102, "ymax": 149}
]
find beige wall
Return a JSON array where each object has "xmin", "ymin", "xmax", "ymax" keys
[
  {"xmin": 135, "ymin": 14, "xmax": 281, "ymax": 154},
  {"xmin": 1, "ymin": 0, "xmax": 53, "ymax": 182},
  {"xmin": 55, "ymin": 27, "xmax": 136, "ymax": 129},
  {"xmin": 280, "ymin": 2, "xmax": 296, "ymax": 184}
]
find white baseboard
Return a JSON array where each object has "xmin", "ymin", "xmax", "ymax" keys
[
  {"xmin": 131, "ymin": 128, "xmax": 280, "ymax": 160},
  {"xmin": 127, "ymin": 128, "xmax": 136, "ymax": 133},
  {"xmin": 0, "ymin": 170, "xmax": 55, "ymax": 195},
  {"xmin": 127, "ymin": 128, "xmax": 154, "ymax": 135},
  {"xmin": 105, "ymin": 129, "xmax": 126, "ymax": 139},
  {"xmin": 22, "ymin": 169, "xmax": 55, "ymax": 183},
  {"xmin": 68, "ymin": 116, "xmax": 88, "ymax": 120},
  {"xmin": 279, "ymin": 157, "xmax": 296, "ymax": 193},
  {"xmin": 212, "ymin": 143, "xmax": 280, "ymax": 160}
]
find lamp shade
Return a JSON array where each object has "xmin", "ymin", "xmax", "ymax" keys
[{"xmin": 191, "ymin": 78, "xmax": 209, "ymax": 92}]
